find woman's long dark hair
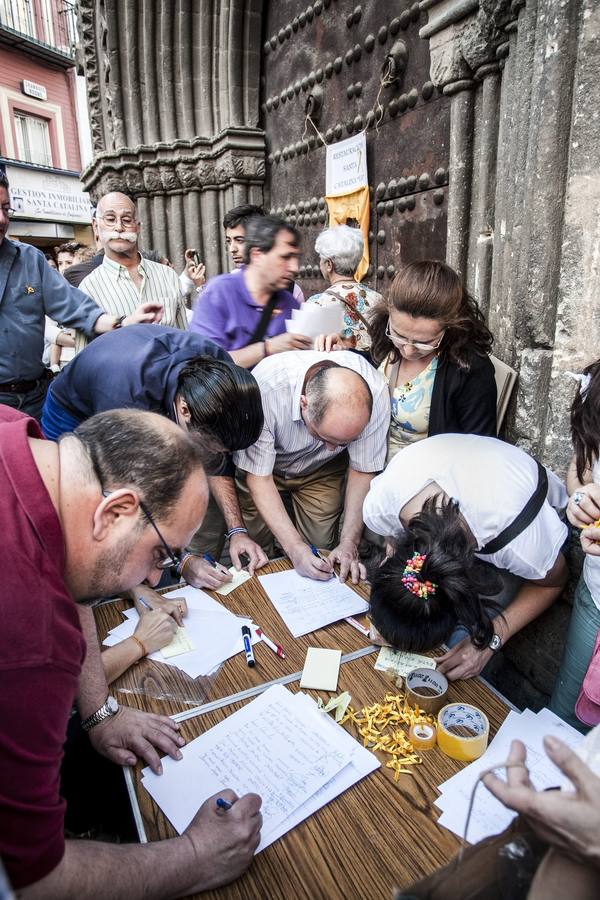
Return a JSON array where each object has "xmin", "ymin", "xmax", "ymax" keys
[
  {"xmin": 571, "ymin": 359, "xmax": 600, "ymax": 482},
  {"xmin": 368, "ymin": 497, "xmax": 503, "ymax": 652},
  {"xmin": 369, "ymin": 259, "xmax": 493, "ymax": 369}
]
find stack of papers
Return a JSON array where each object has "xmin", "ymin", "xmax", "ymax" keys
[
  {"xmin": 142, "ymin": 684, "xmax": 379, "ymax": 851},
  {"xmin": 258, "ymin": 569, "xmax": 369, "ymax": 637},
  {"xmin": 285, "ymin": 302, "xmax": 344, "ymax": 340},
  {"xmin": 435, "ymin": 707, "xmax": 583, "ymax": 844},
  {"xmin": 102, "ymin": 585, "xmax": 259, "ymax": 678}
]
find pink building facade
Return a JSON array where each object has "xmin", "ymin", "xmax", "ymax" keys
[{"xmin": 0, "ymin": 0, "xmax": 92, "ymax": 249}]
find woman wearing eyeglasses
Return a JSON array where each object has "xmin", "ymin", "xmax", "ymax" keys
[{"xmin": 369, "ymin": 259, "xmax": 497, "ymax": 460}]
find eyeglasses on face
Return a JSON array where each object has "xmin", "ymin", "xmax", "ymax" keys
[
  {"xmin": 385, "ymin": 319, "xmax": 445, "ymax": 354},
  {"xmin": 0, "ymin": 205, "xmax": 15, "ymax": 218},
  {"xmin": 99, "ymin": 490, "xmax": 182, "ymax": 571},
  {"xmin": 138, "ymin": 499, "xmax": 182, "ymax": 571},
  {"xmin": 97, "ymin": 213, "xmax": 137, "ymax": 228}
]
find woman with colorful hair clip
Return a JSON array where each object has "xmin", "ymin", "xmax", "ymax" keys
[{"xmin": 364, "ymin": 433, "xmax": 569, "ymax": 680}]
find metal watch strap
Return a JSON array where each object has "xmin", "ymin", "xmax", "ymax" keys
[{"xmin": 81, "ymin": 695, "xmax": 118, "ymax": 731}]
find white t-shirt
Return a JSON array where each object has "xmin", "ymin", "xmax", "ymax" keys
[
  {"xmin": 583, "ymin": 456, "xmax": 600, "ymax": 608},
  {"xmin": 363, "ymin": 433, "xmax": 568, "ymax": 581}
]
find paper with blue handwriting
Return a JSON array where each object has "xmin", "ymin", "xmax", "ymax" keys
[
  {"xmin": 258, "ymin": 569, "xmax": 368, "ymax": 637},
  {"xmin": 141, "ymin": 684, "xmax": 353, "ymax": 839}
]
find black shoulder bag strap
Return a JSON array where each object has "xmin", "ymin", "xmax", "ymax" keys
[
  {"xmin": 478, "ymin": 460, "xmax": 549, "ymax": 555},
  {"xmin": 249, "ymin": 294, "xmax": 280, "ymax": 344}
]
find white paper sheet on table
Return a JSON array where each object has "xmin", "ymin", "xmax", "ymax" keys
[
  {"xmin": 258, "ymin": 569, "xmax": 368, "ymax": 637},
  {"xmin": 257, "ymin": 691, "xmax": 380, "ymax": 852},
  {"xmin": 285, "ymin": 303, "xmax": 343, "ymax": 340},
  {"xmin": 434, "ymin": 707, "xmax": 583, "ymax": 844},
  {"xmin": 141, "ymin": 685, "xmax": 379, "ymax": 852},
  {"xmin": 101, "ymin": 586, "xmax": 259, "ymax": 678}
]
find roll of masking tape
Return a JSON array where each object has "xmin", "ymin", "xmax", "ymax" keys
[
  {"xmin": 437, "ymin": 703, "xmax": 489, "ymax": 762},
  {"xmin": 408, "ymin": 722, "xmax": 437, "ymax": 750},
  {"xmin": 405, "ymin": 668, "xmax": 448, "ymax": 715}
]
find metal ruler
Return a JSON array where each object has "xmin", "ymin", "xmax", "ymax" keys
[{"xmin": 171, "ymin": 644, "xmax": 378, "ymax": 724}]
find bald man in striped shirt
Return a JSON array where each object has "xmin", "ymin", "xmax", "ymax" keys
[
  {"xmin": 74, "ymin": 192, "xmax": 188, "ymax": 354},
  {"xmin": 234, "ymin": 351, "xmax": 390, "ymax": 583}
]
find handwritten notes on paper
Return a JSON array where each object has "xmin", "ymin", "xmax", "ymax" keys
[
  {"xmin": 141, "ymin": 685, "xmax": 380, "ymax": 852},
  {"xmin": 160, "ymin": 626, "xmax": 195, "ymax": 659},
  {"xmin": 214, "ymin": 566, "xmax": 252, "ymax": 596},
  {"xmin": 374, "ymin": 648, "xmax": 436, "ymax": 679},
  {"xmin": 258, "ymin": 569, "xmax": 369, "ymax": 637}
]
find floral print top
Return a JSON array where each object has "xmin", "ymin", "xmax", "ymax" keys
[
  {"xmin": 306, "ymin": 280, "xmax": 382, "ymax": 351},
  {"xmin": 379, "ymin": 355, "xmax": 439, "ymax": 461}
]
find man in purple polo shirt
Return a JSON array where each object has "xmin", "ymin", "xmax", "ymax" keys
[{"xmin": 190, "ymin": 215, "xmax": 312, "ymax": 368}]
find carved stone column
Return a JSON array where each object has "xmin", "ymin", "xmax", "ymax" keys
[
  {"xmin": 419, "ymin": 0, "xmax": 511, "ymax": 289},
  {"xmin": 419, "ymin": 0, "xmax": 600, "ymax": 711},
  {"xmin": 77, "ymin": 0, "xmax": 265, "ymax": 271}
]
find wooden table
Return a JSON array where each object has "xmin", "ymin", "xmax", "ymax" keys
[{"xmin": 95, "ymin": 559, "xmax": 511, "ymax": 900}]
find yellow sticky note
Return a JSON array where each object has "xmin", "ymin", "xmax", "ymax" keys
[
  {"xmin": 161, "ymin": 626, "xmax": 195, "ymax": 659},
  {"xmin": 300, "ymin": 648, "xmax": 342, "ymax": 691},
  {"xmin": 214, "ymin": 567, "xmax": 252, "ymax": 596}
]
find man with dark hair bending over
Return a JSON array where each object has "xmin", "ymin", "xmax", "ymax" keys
[
  {"xmin": 363, "ymin": 433, "xmax": 569, "ymax": 680},
  {"xmin": 42, "ymin": 324, "xmax": 268, "ymax": 593}
]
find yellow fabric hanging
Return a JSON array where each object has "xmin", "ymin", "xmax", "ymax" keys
[{"xmin": 325, "ymin": 185, "xmax": 370, "ymax": 281}]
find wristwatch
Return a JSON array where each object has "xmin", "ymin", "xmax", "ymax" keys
[
  {"xmin": 112, "ymin": 314, "xmax": 126, "ymax": 329},
  {"xmin": 488, "ymin": 633, "xmax": 503, "ymax": 652},
  {"xmin": 81, "ymin": 695, "xmax": 119, "ymax": 731}
]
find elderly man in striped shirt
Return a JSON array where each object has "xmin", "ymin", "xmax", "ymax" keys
[
  {"xmin": 74, "ymin": 192, "xmax": 188, "ymax": 353},
  {"xmin": 234, "ymin": 351, "xmax": 390, "ymax": 583}
]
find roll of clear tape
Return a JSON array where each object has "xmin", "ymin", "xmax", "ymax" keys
[
  {"xmin": 408, "ymin": 722, "xmax": 437, "ymax": 750},
  {"xmin": 405, "ymin": 667, "xmax": 448, "ymax": 715},
  {"xmin": 437, "ymin": 703, "xmax": 489, "ymax": 761}
]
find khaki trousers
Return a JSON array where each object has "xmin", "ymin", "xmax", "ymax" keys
[
  {"xmin": 188, "ymin": 494, "xmax": 227, "ymax": 561},
  {"xmin": 236, "ymin": 453, "xmax": 348, "ymax": 557}
]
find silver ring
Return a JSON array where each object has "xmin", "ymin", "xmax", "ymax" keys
[{"xmin": 573, "ymin": 491, "xmax": 584, "ymax": 506}]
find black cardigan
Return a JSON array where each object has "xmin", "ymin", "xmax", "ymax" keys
[{"xmin": 428, "ymin": 351, "xmax": 497, "ymax": 437}]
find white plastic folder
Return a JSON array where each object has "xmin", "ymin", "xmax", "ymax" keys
[
  {"xmin": 258, "ymin": 569, "xmax": 369, "ymax": 637},
  {"xmin": 141, "ymin": 685, "xmax": 379, "ymax": 852},
  {"xmin": 102, "ymin": 586, "xmax": 259, "ymax": 678}
]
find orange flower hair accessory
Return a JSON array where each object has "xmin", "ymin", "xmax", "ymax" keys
[{"xmin": 401, "ymin": 552, "xmax": 437, "ymax": 599}]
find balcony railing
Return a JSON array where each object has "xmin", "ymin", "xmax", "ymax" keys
[{"xmin": 0, "ymin": 0, "xmax": 77, "ymax": 59}]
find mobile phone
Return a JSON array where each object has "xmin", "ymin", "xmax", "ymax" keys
[{"xmin": 191, "ymin": 250, "xmax": 201, "ymax": 267}]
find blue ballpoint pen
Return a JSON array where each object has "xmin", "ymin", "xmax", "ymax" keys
[
  {"xmin": 309, "ymin": 544, "xmax": 336, "ymax": 578},
  {"xmin": 203, "ymin": 551, "xmax": 230, "ymax": 575}
]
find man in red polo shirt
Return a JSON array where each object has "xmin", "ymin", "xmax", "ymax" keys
[{"xmin": 0, "ymin": 406, "xmax": 262, "ymax": 897}]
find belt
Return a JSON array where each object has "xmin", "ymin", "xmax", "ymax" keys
[{"xmin": 0, "ymin": 370, "xmax": 52, "ymax": 393}]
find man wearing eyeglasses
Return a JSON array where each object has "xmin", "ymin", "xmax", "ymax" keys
[
  {"xmin": 74, "ymin": 191, "xmax": 189, "ymax": 354},
  {"xmin": 0, "ymin": 173, "xmax": 152, "ymax": 421},
  {"xmin": 0, "ymin": 405, "xmax": 262, "ymax": 897}
]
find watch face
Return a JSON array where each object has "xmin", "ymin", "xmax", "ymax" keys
[
  {"xmin": 107, "ymin": 696, "xmax": 119, "ymax": 714},
  {"xmin": 489, "ymin": 634, "xmax": 502, "ymax": 651}
]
